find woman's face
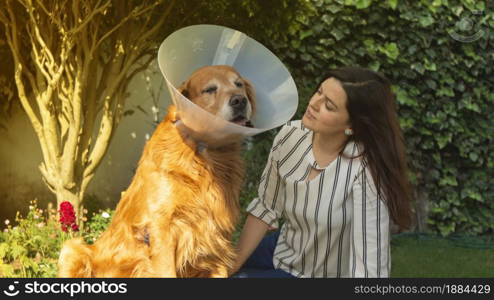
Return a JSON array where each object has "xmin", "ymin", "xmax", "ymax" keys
[{"xmin": 302, "ymin": 77, "xmax": 351, "ymax": 136}]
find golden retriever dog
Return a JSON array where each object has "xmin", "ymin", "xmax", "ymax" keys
[{"xmin": 58, "ymin": 65, "xmax": 255, "ymax": 277}]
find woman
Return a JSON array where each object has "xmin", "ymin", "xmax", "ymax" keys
[{"xmin": 231, "ymin": 66, "xmax": 412, "ymax": 278}]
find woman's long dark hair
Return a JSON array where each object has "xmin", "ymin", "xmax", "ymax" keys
[{"xmin": 315, "ymin": 66, "xmax": 412, "ymax": 230}]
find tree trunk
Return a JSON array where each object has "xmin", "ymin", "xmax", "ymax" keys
[{"xmin": 0, "ymin": 0, "xmax": 175, "ymax": 233}]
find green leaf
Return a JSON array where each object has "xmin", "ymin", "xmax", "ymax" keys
[
  {"xmin": 462, "ymin": 100, "xmax": 481, "ymax": 112},
  {"xmin": 438, "ymin": 223, "xmax": 455, "ymax": 237},
  {"xmin": 419, "ymin": 15, "xmax": 434, "ymax": 27},
  {"xmin": 0, "ymin": 243, "xmax": 8, "ymax": 259},
  {"xmin": 368, "ymin": 61, "xmax": 381, "ymax": 71},
  {"xmin": 475, "ymin": 1, "xmax": 485, "ymax": 11},
  {"xmin": 399, "ymin": 117, "xmax": 414, "ymax": 129},
  {"xmin": 424, "ymin": 58, "xmax": 437, "ymax": 71},
  {"xmin": 431, "ymin": 206, "xmax": 444, "ymax": 213},
  {"xmin": 10, "ymin": 242, "xmax": 26, "ymax": 259},
  {"xmin": 300, "ymin": 53, "xmax": 312, "ymax": 61},
  {"xmin": 355, "ymin": 0, "xmax": 372, "ymax": 9},
  {"xmin": 462, "ymin": 45, "xmax": 474, "ymax": 57},
  {"xmin": 432, "ymin": 0, "xmax": 442, "ymax": 6},
  {"xmin": 432, "ymin": 152, "xmax": 442, "ymax": 164},
  {"xmin": 0, "ymin": 264, "xmax": 14, "ymax": 277},
  {"xmin": 462, "ymin": 189, "xmax": 484, "ymax": 202},
  {"xmin": 327, "ymin": 5, "xmax": 342, "ymax": 14},
  {"xmin": 363, "ymin": 39, "xmax": 377, "ymax": 53},
  {"xmin": 299, "ymin": 29, "xmax": 313, "ymax": 40},
  {"xmin": 393, "ymin": 86, "xmax": 418, "ymax": 107},
  {"xmin": 469, "ymin": 152, "xmax": 479, "ymax": 162},
  {"xmin": 411, "ymin": 62, "xmax": 425, "ymax": 74},
  {"xmin": 435, "ymin": 134, "xmax": 452, "ymax": 149},
  {"xmin": 439, "ymin": 176, "xmax": 458, "ymax": 186},
  {"xmin": 436, "ymin": 87, "xmax": 455, "ymax": 97},
  {"xmin": 387, "ymin": 0, "xmax": 398, "ymax": 10},
  {"xmin": 425, "ymin": 79, "xmax": 437, "ymax": 89},
  {"xmin": 291, "ymin": 39, "xmax": 301, "ymax": 49},
  {"xmin": 321, "ymin": 14, "xmax": 334, "ymax": 24},
  {"xmin": 330, "ymin": 28, "xmax": 345, "ymax": 41},
  {"xmin": 379, "ymin": 42, "xmax": 399, "ymax": 60}
]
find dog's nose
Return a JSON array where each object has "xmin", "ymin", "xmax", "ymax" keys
[{"xmin": 229, "ymin": 95, "xmax": 247, "ymax": 109}]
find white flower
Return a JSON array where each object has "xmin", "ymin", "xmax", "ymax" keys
[
  {"xmin": 4, "ymin": 219, "xmax": 9, "ymax": 225},
  {"xmin": 102, "ymin": 212, "xmax": 110, "ymax": 219}
]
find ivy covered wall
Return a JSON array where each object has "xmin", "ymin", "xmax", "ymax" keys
[{"xmin": 242, "ymin": 0, "xmax": 493, "ymax": 236}]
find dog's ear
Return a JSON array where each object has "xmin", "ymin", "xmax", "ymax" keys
[
  {"xmin": 243, "ymin": 78, "xmax": 256, "ymax": 115},
  {"xmin": 177, "ymin": 80, "xmax": 189, "ymax": 99}
]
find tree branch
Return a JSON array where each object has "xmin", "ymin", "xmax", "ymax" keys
[{"xmin": 70, "ymin": 0, "xmax": 110, "ymax": 35}]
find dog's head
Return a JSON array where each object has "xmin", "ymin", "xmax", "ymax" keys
[{"xmin": 177, "ymin": 65, "xmax": 256, "ymax": 127}]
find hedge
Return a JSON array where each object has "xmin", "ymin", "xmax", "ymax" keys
[{"xmin": 240, "ymin": 0, "xmax": 494, "ymax": 236}]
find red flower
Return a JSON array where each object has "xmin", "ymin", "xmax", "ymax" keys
[{"xmin": 59, "ymin": 201, "xmax": 79, "ymax": 232}]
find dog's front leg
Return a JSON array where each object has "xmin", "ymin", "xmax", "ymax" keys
[{"xmin": 149, "ymin": 233, "xmax": 177, "ymax": 278}]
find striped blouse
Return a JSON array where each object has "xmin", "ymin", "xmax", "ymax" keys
[{"xmin": 246, "ymin": 120, "xmax": 391, "ymax": 278}]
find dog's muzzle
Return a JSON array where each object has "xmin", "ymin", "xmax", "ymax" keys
[
  {"xmin": 229, "ymin": 95, "xmax": 247, "ymax": 110},
  {"xmin": 229, "ymin": 95, "xmax": 251, "ymax": 127}
]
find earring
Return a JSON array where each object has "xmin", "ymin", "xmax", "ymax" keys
[{"xmin": 344, "ymin": 128, "xmax": 353, "ymax": 136}]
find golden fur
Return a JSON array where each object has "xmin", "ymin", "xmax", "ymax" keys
[{"xmin": 58, "ymin": 65, "xmax": 255, "ymax": 277}]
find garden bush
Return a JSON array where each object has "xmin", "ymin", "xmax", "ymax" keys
[{"xmin": 0, "ymin": 200, "xmax": 113, "ymax": 278}]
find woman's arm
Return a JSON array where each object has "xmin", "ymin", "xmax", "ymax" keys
[
  {"xmin": 231, "ymin": 214, "xmax": 270, "ymax": 275},
  {"xmin": 231, "ymin": 124, "xmax": 291, "ymax": 275},
  {"xmin": 350, "ymin": 167, "xmax": 391, "ymax": 278}
]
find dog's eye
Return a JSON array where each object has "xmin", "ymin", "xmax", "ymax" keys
[
  {"xmin": 202, "ymin": 86, "xmax": 217, "ymax": 94},
  {"xmin": 235, "ymin": 81, "xmax": 243, "ymax": 88}
]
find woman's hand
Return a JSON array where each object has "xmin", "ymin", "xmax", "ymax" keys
[{"xmin": 230, "ymin": 214, "xmax": 270, "ymax": 276}]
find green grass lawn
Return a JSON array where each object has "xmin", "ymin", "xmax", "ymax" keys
[{"xmin": 390, "ymin": 234, "xmax": 494, "ymax": 277}]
